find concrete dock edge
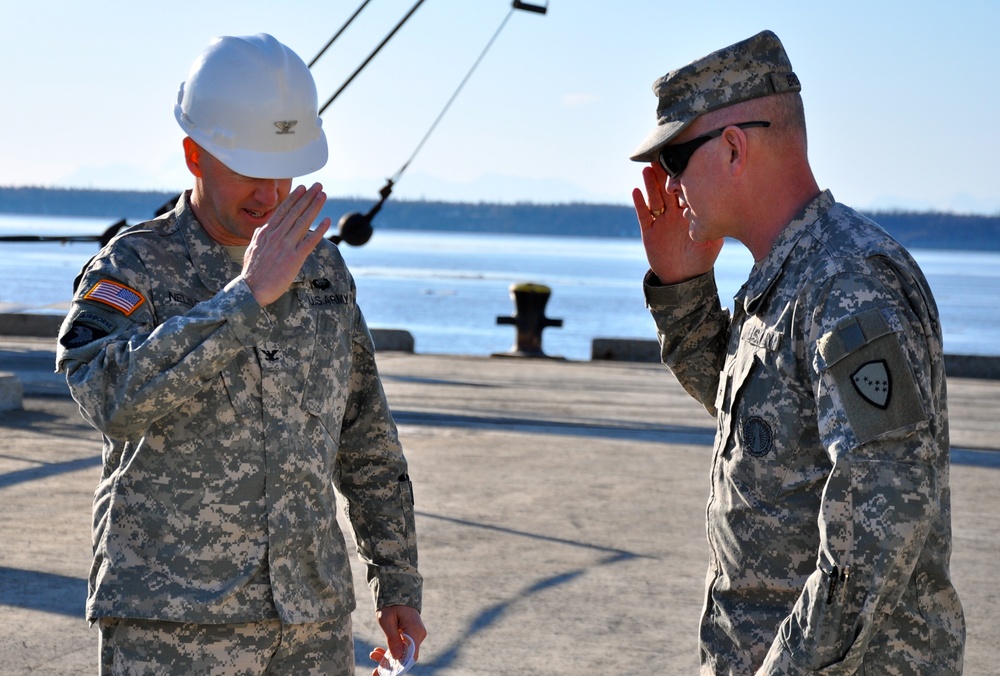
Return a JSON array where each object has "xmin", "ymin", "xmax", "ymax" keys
[
  {"xmin": 0, "ymin": 313, "xmax": 416, "ymax": 353},
  {"xmin": 0, "ymin": 314, "xmax": 995, "ymax": 377}
]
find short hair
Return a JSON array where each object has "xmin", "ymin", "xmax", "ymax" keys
[
  {"xmin": 700, "ymin": 92, "xmax": 807, "ymax": 152},
  {"xmin": 743, "ymin": 92, "xmax": 807, "ymax": 145}
]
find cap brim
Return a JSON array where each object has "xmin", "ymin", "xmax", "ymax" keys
[{"xmin": 629, "ymin": 118, "xmax": 692, "ymax": 163}]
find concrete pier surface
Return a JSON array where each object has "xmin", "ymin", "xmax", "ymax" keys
[{"xmin": 1, "ymin": 340, "xmax": 997, "ymax": 674}]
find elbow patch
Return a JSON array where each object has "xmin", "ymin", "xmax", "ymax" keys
[{"xmin": 818, "ymin": 308, "xmax": 927, "ymax": 445}]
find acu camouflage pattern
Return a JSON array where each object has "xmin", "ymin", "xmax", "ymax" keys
[
  {"xmin": 56, "ymin": 192, "xmax": 421, "ymax": 626},
  {"xmin": 630, "ymin": 30, "xmax": 801, "ymax": 162},
  {"xmin": 644, "ymin": 191, "xmax": 965, "ymax": 674},
  {"xmin": 100, "ymin": 615, "xmax": 354, "ymax": 675}
]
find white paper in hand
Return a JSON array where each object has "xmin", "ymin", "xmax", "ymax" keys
[{"xmin": 376, "ymin": 633, "xmax": 416, "ymax": 676}]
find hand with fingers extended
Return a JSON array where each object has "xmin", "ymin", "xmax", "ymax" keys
[
  {"xmin": 631, "ymin": 163, "xmax": 723, "ymax": 285},
  {"xmin": 241, "ymin": 183, "xmax": 332, "ymax": 306}
]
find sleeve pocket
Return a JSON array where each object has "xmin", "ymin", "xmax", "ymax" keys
[{"xmin": 817, "ymin": 307, "xmax": 927, "ymax": 445}]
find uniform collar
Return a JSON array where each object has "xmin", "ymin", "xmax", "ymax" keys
[
  {"xmin": 174, "ymin": 191, "xmax": 324, "ymax": 293},
  {"xmin": 739, "ymin": 189, "xmax": 835, "ymax": 315},
  {"xmin": 172, "ymin": 192, "xmax": 243, "ymax": 293}
]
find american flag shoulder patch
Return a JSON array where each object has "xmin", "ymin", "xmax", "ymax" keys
[{"xmin": 83, "ymin": 280, "xmax": 146, "ymax": 316}]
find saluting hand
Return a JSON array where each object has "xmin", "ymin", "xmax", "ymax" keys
[
  {"xmin": 241, "ymin": 183, "xmax": 332, "ymax": 307},
  {"xmin": 632, "ymin": 163, "xmax": 723, "ymax": 284}
]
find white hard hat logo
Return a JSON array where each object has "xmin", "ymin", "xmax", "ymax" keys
[{"xmin": 274, "ymin": 121, "xmax": 298, "ymax": 135}]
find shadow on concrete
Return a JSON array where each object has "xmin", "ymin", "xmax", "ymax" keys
[
  {"xmin": 384, "ymin": 375, "xmax": 498, "ymax": 388},
  {"xmin": 395, "ymin": 411, "xmax": 1000, "ymax": 467},
  {"xmin": 0, "ymin": 566, "xmax": 87, "ymax": 617},
  {"xmin": 394, "ymin": 410, "xmax": 716, "ymax": 446},
  {"xmin": 0, "ymin": 455, "xmax": 101, "ymax": 490},
  {"xmin": 951, "ymin": 447, "xmax": 1000, "ymax": 468},
  {"xmin": 353, "ymin": 637, "xmax": 379, "ymax": 672},
  {"xmin": 420, "ymin": 555, "xmax": 630, "ymax": 672},
  {"xmin": 408, "ymin": 511, "xmax": 646, "ymax": 672},
  {"xmin": 0, "ymin": 402, "xmax": 92, "ymax": 439},
  {"xmin": 417, "ymin": 511, "xmax": 649, "ymax": 558}
]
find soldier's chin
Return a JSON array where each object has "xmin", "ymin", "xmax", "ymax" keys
[{"xmin": 688, "ymin": 222, "xmax": 709, "ymax": 242}]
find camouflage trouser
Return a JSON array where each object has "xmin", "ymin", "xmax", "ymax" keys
[{"xmin": 97, "ymin": 614, "xmax": 354, "ymax": 675}]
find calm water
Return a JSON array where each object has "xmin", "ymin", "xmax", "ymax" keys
[{"xmin": 1, "ymin": 213, "xmax": 997, "ymax": 361}]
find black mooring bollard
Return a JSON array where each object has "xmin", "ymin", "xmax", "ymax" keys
[{"xmin": 494, "ymin": 282, "xmax": 563, "ymax": 358}]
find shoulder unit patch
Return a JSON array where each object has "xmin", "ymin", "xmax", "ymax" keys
[
  {"xmin": 818, "ymin": 307, "xmax": 927, "ymax": 444},
  {"xmin": 851, "ymin": 359, "xmax": 891, "ymax": 409},
  {"xmin": 60, "ymin": 321, "xmax": 110, "ymax": 349}
]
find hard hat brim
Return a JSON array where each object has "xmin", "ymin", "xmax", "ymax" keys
[{"xmin": 179, "ymin": 111, "xmax": 328, "ymax": 179}]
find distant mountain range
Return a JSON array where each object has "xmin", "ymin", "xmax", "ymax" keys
[{"xmin": 2, "ymin": 186, "xmax": 998, "ymax": 251}]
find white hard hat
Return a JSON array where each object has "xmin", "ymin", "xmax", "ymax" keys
[{"xmin": 174, "ymin": 33, "xmax": 328, "ymax": 179}]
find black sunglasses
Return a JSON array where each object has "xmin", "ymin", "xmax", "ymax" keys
[{"xmin": 657, "ymin": 121, "xmax": 771, "ymax": 178}]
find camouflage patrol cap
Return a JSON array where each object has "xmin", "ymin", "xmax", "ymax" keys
[{"xmin": 630, "ymin": 30, "xmax": 801, "ymax": 162}]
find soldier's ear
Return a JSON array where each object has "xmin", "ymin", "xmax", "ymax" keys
[
  {"xmin": 183, "ymin": 137, "xmax": 204, "ymax": 178},
  {"xmin": 722, "ymin": 126, "xmax": 749, "ymax": 177}
]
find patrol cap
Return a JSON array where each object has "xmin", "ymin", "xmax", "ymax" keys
[{"xmin": 629, "ymin": 30, "xmax": 801, "ymax": 163}]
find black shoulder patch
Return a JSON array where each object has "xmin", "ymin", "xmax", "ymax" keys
[{"xmin": 59, "ymin": 321, "xmax": 110, "ymax": 349}]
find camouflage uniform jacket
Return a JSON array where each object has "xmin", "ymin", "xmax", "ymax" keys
[
  {"xmin": 644, "ymin": 191, "xmax": 964, "ymax": 674},
  {"xmin": 56, "ymin": 192, "xmax": 421, "ymax": 625}
]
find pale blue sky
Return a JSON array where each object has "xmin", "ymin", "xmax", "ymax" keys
[{"xmin": 2, "ymin": 0, "xmax": 998, "ymax": 214}]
